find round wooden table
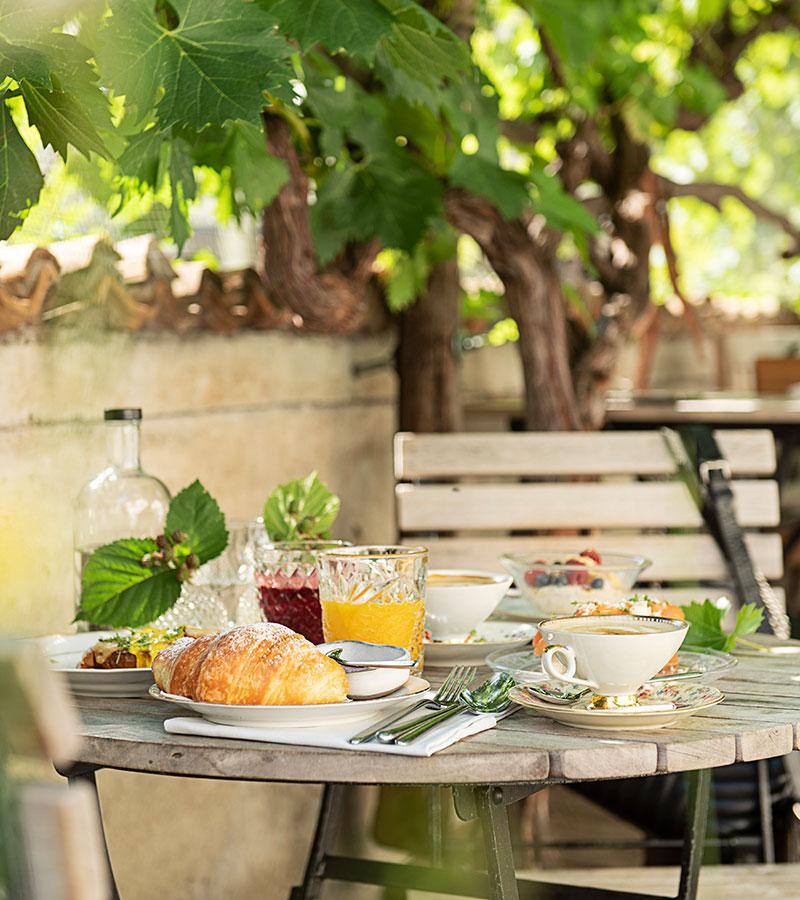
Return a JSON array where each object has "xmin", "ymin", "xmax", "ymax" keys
[{"xmin": 64, "ymin": 650, "xmax": 800, "ymax": 900}]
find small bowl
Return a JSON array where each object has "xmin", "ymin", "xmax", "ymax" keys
[
  {"xmin": 316, "ymin": 640, "xmax": 412, "ymax": 699},
  {"xmin": 425, "ymin": 569, "xmax": 513, "ymax": 642},
  {"xmin": 500, "ymin": 551, "xmax": 650, "ymax": 618}
]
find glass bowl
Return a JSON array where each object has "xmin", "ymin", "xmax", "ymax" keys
[{"xmin": 499, "ymin": 550, "xmax": 650, "ymax": 619}]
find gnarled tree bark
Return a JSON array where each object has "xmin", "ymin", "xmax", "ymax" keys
[
  {"xmin": 446, "ymin": 190, "xmax": 581, "ymax": 430},
  {"xmin": 259, "ymin": 112, "xmax": 383, "ymax": 334},
  {"xmin": 398, "ymin": 257, "xmax": 463, "ymax": 432}
]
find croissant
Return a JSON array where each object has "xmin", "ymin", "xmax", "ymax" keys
[{"xmin": 152, "ymin": 623, "xmax": 349, "ymax": 705}]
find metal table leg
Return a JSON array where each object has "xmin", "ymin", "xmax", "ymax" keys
[
  {"xmin": 475, "ymin": 786, "xmax": 521, "ymax": 900},
  {"xmin": 757, "ymin": 759, "xmax": 776, "ymax": 864},
  {"xmin": 64, "ymin": 765, "xmax": 120, "ymax": 900},
  {"xmin": 290, "ymin": 783, "xmax": 345, "ymax": 900},
  {"xmin": 676, "ymin": 769, "xmax": 711, "ymax": 900}
]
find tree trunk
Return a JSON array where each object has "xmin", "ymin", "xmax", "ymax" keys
[
  {"xmin": 446, "ymin": 190, "xmax": 581, "ymax": 430},
  {"xmin": 259, "ymin": 113, "xmax": 381, "ymax": 334},
  {"xmin": 398, "ymin": 257, "xmax": 463, "ymax": 432}
]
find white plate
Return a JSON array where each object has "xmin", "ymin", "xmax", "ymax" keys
[
  {"xmin": 423, "ymin": 622, "xmax": 536, "ymax": 667},
  {"xmin": 148, "ymin": 676, "xmax": 431, "ymax": 727},
  {"xmin": 510, "ymin": 682, "xmax": 723, "ymax": 731},
  {"xmin": 38, "ymin": 632, "xmax": 156, "ymax": 698},
  {"xmin": 487, "ymin": 647, "xmax": 737, "ymax": 685}
]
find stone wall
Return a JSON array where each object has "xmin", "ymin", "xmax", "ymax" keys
[
  {"xmin": 1, "ymin": 327, "xmax": 397, "ymax": 900},
  {"xmin": 1, "ymin": 328, "xmax": 397, "ymax": 635}
]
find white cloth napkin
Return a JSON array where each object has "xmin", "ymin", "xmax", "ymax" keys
[{"xmin": 163, "ymin": 707, "xmax": 511, "ymax": 757}]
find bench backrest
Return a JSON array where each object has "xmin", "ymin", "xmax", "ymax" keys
[{"xmin": 394, "ymin": 430, "xmax": 783, "ymax": 608}]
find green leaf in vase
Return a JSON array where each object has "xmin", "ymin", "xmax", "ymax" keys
[
  {"xmin": 76, "ymin": 538, "xmax": 181, "ymax": 628},
  {"xmin": 263, "ymin": 471, "xmax": 341, "ymax": 541},
  {"xmin": 166, "ymin": 479, "xmax": 228, "ymax": 565}
]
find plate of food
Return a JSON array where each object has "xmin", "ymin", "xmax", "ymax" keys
[
  {"xmin": 423, "ymin": 622, "xmax": 537, "ymax": 667},
  {"xmin": 39, "ymin": 626, "xmax": 207, "ymax": 698},
  {"xmin": 149, "ymin": 622, "xmax": 431, "ymax": 727}
]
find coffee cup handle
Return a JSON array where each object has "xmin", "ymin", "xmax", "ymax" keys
[{"xmin": 541, "ymin": 645, "xmax": 598, "ymax": 689}]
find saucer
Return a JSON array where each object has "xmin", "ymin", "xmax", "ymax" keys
[
  {"xmin": 509, "ymin": 682, "xmax": 723, "ymax": 730},
  {"xmin": 423, "ymin": 622, "xmax": 536, "ymax": 667},
  {"xmin": 488, "ymin": 647, "xmax": 737, "ymax": 685}
]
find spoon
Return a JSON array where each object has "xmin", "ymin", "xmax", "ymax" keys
[
  {"xmin": 379, "ymin": 672, "xmax": 515, "ymax": 745},
  {"xmin": 325, "ymin": 648, "xmax": 414, "ymax": 670},
  {"xmin": 525, "ymin": 684, "xmax": 590, "ymax": 706}
]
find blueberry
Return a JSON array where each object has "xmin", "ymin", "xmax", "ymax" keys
[
  {"xmin": 535, "ymin": 573, "xmax": 550, "ymax": 587},
  {"xmin": 590, "ymin": 577, "xmax": 604, "ymax": 589},
  {"xmin": 555, "ymin": 574, "xmax": 569, "ymax": 586}
]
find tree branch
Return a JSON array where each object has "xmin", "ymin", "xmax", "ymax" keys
[{"xmin": 655, "ymin": 173, "xmax": 800, "ymax": 256}]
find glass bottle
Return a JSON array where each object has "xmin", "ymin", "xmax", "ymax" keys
[{"xmin": 74, "ymin": 409, "xmax": 171, "ymax": 615}]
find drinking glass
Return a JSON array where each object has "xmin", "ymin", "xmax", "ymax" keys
[
  {"xmin": 255, "ymin": 540, "xmax": 351, "ymax": 644},
  {"xmin": 318, "ymin": 545, "xmax": 428, "ymax": 673}
]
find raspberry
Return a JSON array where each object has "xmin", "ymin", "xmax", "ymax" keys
[
  {"xmin": 525, "ymin": 568, "xmax": 544, "ymax": 586},
  {"xmin": 581, "ymin": 548, "xmax": 602, "ymax": 565}
]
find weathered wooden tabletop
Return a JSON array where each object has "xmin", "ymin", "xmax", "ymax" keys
[{"xmin": 67, "ymin": 647, "xmax": 800, "ymax": 786}]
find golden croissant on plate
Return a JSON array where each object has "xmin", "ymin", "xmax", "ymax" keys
[{"xmin": 152, "ymin": 622, "xmax": 349, "ymax": 705}]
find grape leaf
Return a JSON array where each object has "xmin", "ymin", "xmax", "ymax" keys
[
  {"xmin": 449, "ymin": 153, "xmax": 530, "ymax": 219},
  {"xmin": 0, "ymin": 99, "xmax": 44, "ymax": 239},
  {"xmin": 683, "ymin": 599, "xmax": 764, "ymax": 652},
  {"xmin": 263, "ymin": 472, "xmax": 341, "ymax": 541},
  {"xmin": 377, "ymin": 0, "xmax": 468, "ymax": 90},
  {"xmin": 76, "ymin": 538, "xmax": 181, "ymax": 628},
  {"xmin": 96, "ymin": 0, "xmax": 293, "ymax": 130},
  {"xmin": 166, "ymin": 138, "xmax": 196, "ymax": 251},
  {"xmin": 20, "ymin": 77, "xmax": 109, "ymax": 159},
  {"xmin": 166, "ymin": 480, "xmax": 228, "ymax": 565},
  {"xmin": 259, "ymin": 0, "xmax": 394, "ymax": 61}
]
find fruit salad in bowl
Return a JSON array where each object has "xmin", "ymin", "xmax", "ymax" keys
[{"xmin": 500, "ymin": 549, "xmax": 650, "ymax": 618}]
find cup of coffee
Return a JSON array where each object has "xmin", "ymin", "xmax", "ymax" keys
[{"xmin": 538, "ymin": 614, "xmax": 688, "ymax": 709}]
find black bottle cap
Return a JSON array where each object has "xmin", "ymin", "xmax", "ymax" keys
[{"xmin": 104, "ymin": 408, "xmax": 142, "ymax": 421}]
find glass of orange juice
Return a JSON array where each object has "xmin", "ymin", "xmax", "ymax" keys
[{"xmin": 318, "ymin": 545, "xmax": 428, "ymax": 674}]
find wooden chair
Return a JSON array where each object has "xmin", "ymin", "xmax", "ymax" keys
[
  {"xmin": 394, "ymin": 429, "xmax": 784, "ymax": 612},
  {"xmin": 0, "ymin": 640, "xmax": 110, "ymax": 900},
  {"xmin": 393, "ymin": 428, "xmax": 792, "ymax": 881}
]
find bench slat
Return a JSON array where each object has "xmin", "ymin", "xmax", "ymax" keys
[
  {"xmin": 422, "ymin": 532, "xmax": 784, "ymax": 580},
  {"xmin": 395, "ymin": 430, "xmax": 777, "ymax": 479},
  {"xmin": 397, "ymin": 481, "xmax": 780, "ymax": 531}
]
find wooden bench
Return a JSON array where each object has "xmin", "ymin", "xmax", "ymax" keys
[{"xmin": 394, "ymin": 429, "xmax": 784, "ymax": 611}]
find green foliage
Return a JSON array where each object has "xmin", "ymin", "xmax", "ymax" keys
[
  {"xmin": 76, "ymin": 480, "xmax": 229, "ymax": 628},
  {"xmin": 683, "ymin": 599, "xmax": 764, "ymax": 652},
  {"xmin": 76, "ymin": 538, "xmax": 182, "ymax": 627},
  {"xmin": 260, "ymin": 0, "xmax": 394, "ymax": 60},
  {"xmin": 96, "ymin": 0, "xmax": 292, "ymax": 130},
  {"xmin": 0, "ymin": 99, "xmax": 43, "ymax": 238},
  {"xmin": 165, "ymin": 480, "xmax": 228, "ymax": 566},
  {"xmin": 263, "ymin": 472, "xmax": 341, "ymax": 541}
]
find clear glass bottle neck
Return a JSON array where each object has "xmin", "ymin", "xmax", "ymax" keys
[{"xmin": 106, "ymin": 420, "xmax": 142, "ymax": 471}]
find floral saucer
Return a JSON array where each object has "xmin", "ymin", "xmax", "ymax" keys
[{"xmin": 510, "ymin": 682, "xmax": 723, "ymax": 731}]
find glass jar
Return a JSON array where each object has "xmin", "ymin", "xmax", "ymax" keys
[
  {"xmin": 318, "ymin": 545, "xmax": 428, "ymax": 673},
  {"xmin": 73, "ymin": 409, "xmax": 171, "ymax": 616},
  {"xmin": 154, "ymin": 519, "xmax": 267, "ymax": 631},
  {"xmin": 255, "ymin": 540, "xmax": 351, "ymax": 644}
]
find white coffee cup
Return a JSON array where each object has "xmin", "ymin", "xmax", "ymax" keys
[{"xmin": 539, "ymin": 614, "xmax": 688, "ymax": 707}]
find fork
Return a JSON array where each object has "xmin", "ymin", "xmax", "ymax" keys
[{"xmin": 347, "ymin": 665, "xmax": 477, "ymax": 745}]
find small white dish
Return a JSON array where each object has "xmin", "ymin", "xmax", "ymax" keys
[
  {"xmin": 149, "ymin": 676, "xmax": 430, "ymax": 728},
  {"xmin": 423, "ymin": 622, "xmax": 536, "ymax": 667},
  {"xmin": 316, "ymin": 640, "xmax": 412, "ymax": 699},
  {"xmin": 510, "ymin": 682, "xmax": 723, "ymax": 731},
  {"xmin": 426, "ymin": 570, "xmax": 513, "ymax": 641},
  {"xmin": 37, "ymin": 632, "xmax": 155, "ymax": 699}
]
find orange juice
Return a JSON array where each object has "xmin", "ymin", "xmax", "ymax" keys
[{"xmin": 321, "ymin": 594, "xmax": 425, "ymax": 672}]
